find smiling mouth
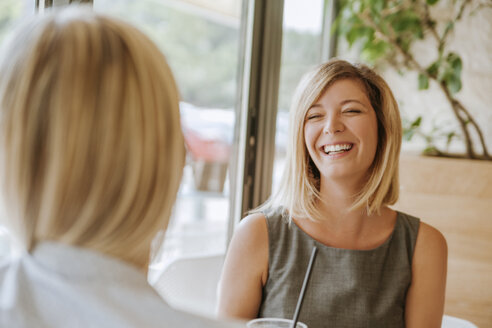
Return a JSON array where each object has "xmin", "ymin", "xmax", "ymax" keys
[{"xmin": 322, "ymin": 143, "xmax": 353, "ymax": 155}]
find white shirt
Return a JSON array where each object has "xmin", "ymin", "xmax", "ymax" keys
[{"xmin": 0, "ymin": 242, "xmax": 244, "ymax": 328}]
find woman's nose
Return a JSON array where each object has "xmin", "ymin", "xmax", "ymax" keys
[{"xmin": 323, "ymin": 115, "xmax": 344, "ymax": 134}]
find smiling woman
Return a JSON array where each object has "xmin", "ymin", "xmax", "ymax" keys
[
  {"xmin": 303, "ymin": 79, "xmax": 379, "ymax": 187},
  {"xmin": 217, "ymin": 59, "xmax": 448, "ymax": 328},
  {"xmin": 268, "ymin": 60, "xmax": 402, "ymax": 220}
]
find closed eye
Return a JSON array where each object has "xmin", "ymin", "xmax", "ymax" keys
[
  {"xmin": 344, "ymin": 109, "xmax": 362, "ymax": 114},
  {"xmin": 306, "ymin": 113, "xmax": 322, "ymax": 120}
]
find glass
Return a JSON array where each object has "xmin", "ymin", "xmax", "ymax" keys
[
  {"xmin": 247, "ymin": 318, "xmax": 308, "ymax": 328},
  {"xmin": 272, "ymin": 0, "xmax": 325, "ymax": 191},
  {"xmin": 0, "ymin": 0, "xmax": 35, "ymax": 261},
  {"xmin": 93, "ymin": 0, "xmax": 243, "ymax": 276},
  {"xmin": 0, "ymin": 1, "xmax": 28, "ymax": 44}
]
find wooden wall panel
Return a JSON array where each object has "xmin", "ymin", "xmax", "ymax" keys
[{"xmin": 394, "ymin": 154, "xmax": 492, "ymax": 327}]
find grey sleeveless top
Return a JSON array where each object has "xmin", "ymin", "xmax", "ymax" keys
[{"xmin": 258, "ymin": 208, "xmax": 420, "ymax": 328}]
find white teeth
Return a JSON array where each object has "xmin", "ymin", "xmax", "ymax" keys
[{"xmin": 323, "ymin": 144, "xmax": 352, "ymax": 154}]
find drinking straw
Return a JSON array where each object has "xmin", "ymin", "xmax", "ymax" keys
[{"xmin": 290, "ymin": 246, "xmax": 318, "ymax": 328}]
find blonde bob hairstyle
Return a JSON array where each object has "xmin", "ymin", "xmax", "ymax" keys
[
  {"xmin": 259, "ymin": 59, "xmax": 402, "ymax": 221},
  {"xmin": 0, "ymin": 7, "xmax": 185, "ymax": 268}
]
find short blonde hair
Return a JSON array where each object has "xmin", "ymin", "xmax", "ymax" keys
[
  {"xmin": 260, "ymin": 59, "xmax": 401, "ymax": 220},
  {"xmin": 0, "ymin": 7, "xmax": 185, "ymax": 268}
]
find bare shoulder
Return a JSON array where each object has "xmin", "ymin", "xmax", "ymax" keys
[
  {"xmin": 405, "ymin": 221, "xmax": 448, "ymax": 326},
  {"xmin": 412, "ymin": 221, "xmax": 448, "ymax": 284},
  {"xmin": 223, "ymin": 212, "xmax": 269, "ymax": 282},
  {"xmin": 235, "ymin": 212, "xmax": 268, "ymax": 244},
  {"xmin": 239, "ymin": 211, "xmax": 268, "ymax": 228},
  {"xmin": 217, "ymin": 212, "xmax": 269, "ymax": 318},
  {"xmin": 415, "ymin": 221, "xmax": 447, "ymax": 259}
]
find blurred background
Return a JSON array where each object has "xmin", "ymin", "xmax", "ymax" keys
[{"xmin": 0, "ymin": 0, "xmax": 490, "ymax": 326}]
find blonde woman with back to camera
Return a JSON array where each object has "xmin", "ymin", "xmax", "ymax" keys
[
  {"xmin": 218, "ymin": 59, "xmax": 447, "ymax": 328},
  {"xmin": 0, "ymin": 7, "xmax": 243, "ymax": 328}
]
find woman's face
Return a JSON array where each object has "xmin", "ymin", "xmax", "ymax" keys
[{"xmin": 303, "ymin": 78, "xmax": 378, "ymax": 186}]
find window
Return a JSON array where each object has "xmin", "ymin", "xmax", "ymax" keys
[
  {"xmin": 0, "ymin": 1, "xmax": 30, "ymax": 44},
  {"xmin": 273, "ymin": 0, "xmax": 326, "ymax": 191},
  {"xmin": 0, "ymin": 0, "xmax": 35, "ymax": 261}
]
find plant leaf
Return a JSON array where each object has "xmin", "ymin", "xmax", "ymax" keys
[
  {"xmin": 443, "ymin": 22, "xmax": 455, "ymax": 36},
  {"xmin": 370, "ymin": 0, "xmax": 385, "ymax": 18},
  {"xmin": 402, "ymin": 116, "xmax": 422, "ymax": 141},
  {"xmin": 346, "ymin": 25, "xmax": 373, "ymax": 47},
  {"xmin": 426, "ymin": 61, "xmax": 440, "ymax": 78},
  {"xmin": 403, "ymin": 129, "xmax": 415, "ymax": 141},
  {"xmin": 388, "ymin": 11, "xmax": 418, "ymax": 31},
  {"xmin": 361, "ymin": 39, "xmax": 389, "ymax": 63},
  {"xmin": 445, "ymin": 74, "xmax": 462, "ymax": 94},
  {"xmin": 446, "ymin": 132, "xmax": 456, "ymax": 147},
  {"xmin": 423, "ymin": 146, "xmax": 440, "ymax": 155},
  {"xmin": 411, "ymin": 116, "xmax": 422, "ymax": 128},
  {"xmin": 418, "ymin": 73, "xmax": 429, "ymax": 90},
  {"xmin": 448, "ymin": 52, "xmax": 462, "ymax": 73}
]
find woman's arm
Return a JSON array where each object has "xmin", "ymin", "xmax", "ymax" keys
[
  {"xmin": 216, "ymin": 213, "xmax": 269, "ymax": 319},
  {"xmin": 405, "ymin": 221, "xmax": 448, "ymax": 327}
]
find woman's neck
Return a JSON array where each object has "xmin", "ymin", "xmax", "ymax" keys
[
  {"xmin": 319, "ymin": 177, "xmax": 362, "ymax": 207},
  {"xmin": 295, "ymin": 177, "xmax": 395, "ymax": 249},
  {"xmin": 314, "ymin": 177, "xmax": 375, "ymax": 230}
]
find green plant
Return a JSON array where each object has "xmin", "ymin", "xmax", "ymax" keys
[{"xmin": 335, "ymin": 0, "xmax": 491, "ymax": 160}]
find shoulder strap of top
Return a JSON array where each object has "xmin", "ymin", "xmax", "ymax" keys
[
  {"xmin": 262, "ymin": 207, "xmax": 288, "ymax": 238},
  {"xmin": 261, "ymin": 207, "xmax": 293, "ymax": 268},
  {"xmin": 395, "ymin": 211, "xmax": 421, "ymax": 264}
]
